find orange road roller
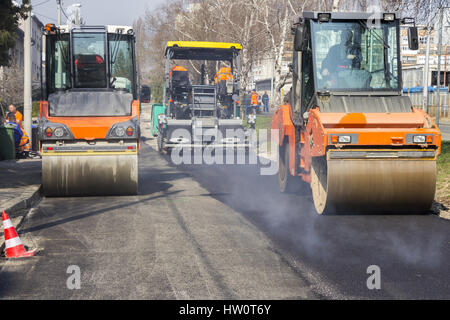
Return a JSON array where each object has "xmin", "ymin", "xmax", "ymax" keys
[
  {"xmin": 273, "ymin": 12, "xmax": 441, "ymax": 214},
  {"xmin": 38, "ymin": 24, "xmax": 140, "ymax": 196}
]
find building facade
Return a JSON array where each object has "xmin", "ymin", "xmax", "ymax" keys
[
  {"xmin": 18, "ymin": 13, "xmax": 44, "ymax": 88},
  {"xmin": 1, "ymin": 13, "xmax": 44, "ymax": 88}
]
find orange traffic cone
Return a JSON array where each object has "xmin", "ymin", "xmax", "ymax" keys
[{"xmin": 2, "ymin": 211, "xmax": 35, "ymax": 258}]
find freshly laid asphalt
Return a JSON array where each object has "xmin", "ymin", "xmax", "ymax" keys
[
  {"xmin": 175, "ymin": 158, "xmax": 450, "ymax": 299},
  {"xmin": 0, "ymin": 108, "xmax": 448, "ymax": 299},
  {"xmin": 0, "ymin": 135, "xmax": 314, "ymax": 299}
]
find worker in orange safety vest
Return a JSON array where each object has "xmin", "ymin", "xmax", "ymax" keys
[
  {"xmin": 19, "ymin": 128, "xmax": 30, "ymax": 152},
  {"xmin": 6, "ymin": 104, "xmax": 23, "ymax": 129},
  {"xmin": 6, "ymin": 113, "xmax": 30, "ymax": 156},
  {"xmin": 250, "ymin": 89, "xmax": 259, "ymax": 115},
  {"xmin": 214, "ymin": 66, "xmax": 233, "ymax": 84}
]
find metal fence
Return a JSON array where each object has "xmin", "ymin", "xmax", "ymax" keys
[{"xmin": 404, "ymin": 90, "xmax": 449, "ymax": 118}]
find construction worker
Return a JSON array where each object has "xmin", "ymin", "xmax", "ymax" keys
[
  {"xmin": 262, "ymin": 91, "xmax": 269, "ymax": 114},
  {"xmin": 250, "ymin": 89, "xmax": 259, "ymax": 115},
  {"xmin": 18, "ymin": 127, "xmax": 30, "ymax": 154},
  {"xmin": 321, "ymin": 30, "xmax": 362, "ymax": 84},
  {"xmin": 243, "ymin": 91, "xmax": 249, "ymax": 116},
  {"xmin": 214, "ymin": 65, "xmax": 234, "ymax": 118},
  {"xmin": 6, "ymin": 114, "xmax": 30, "ymax": 157},
  {"xmin": 214, "ymin": 65, "xmax": 233, "ymax": 84},
  {"xmin": 6, "ymin": 104, "xmax": 23, "ymax": 129}
]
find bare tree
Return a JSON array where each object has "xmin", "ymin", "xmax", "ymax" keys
[
  {"xmin": 133, "ymin": 17, "xmax": 150, "ymax": 86},
  {"xmin": 0, "ymin": 64, "xmax": 24, "ymax": 111},
  {"xmin": 175, "ymin": 0, "xmax": 266, "ymax": 91},
  {"xmin": 142, "ymin": 1, "xmax": 184, "ymax": 103},
  {"xmin": 138, "ymin": 0, "xmax": 438, "ymax": 107},
  {"xmin": 250, "ymin": 0, "xmax": 296, "ymax": 104}
]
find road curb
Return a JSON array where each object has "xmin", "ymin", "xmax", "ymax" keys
[
  {"xmin": 1, "ymin": 185, "xmax": 43, "ymax": 218},
  {"xmin": 0, "ymin": 185, "xmax": 42, "ymax": 256}
]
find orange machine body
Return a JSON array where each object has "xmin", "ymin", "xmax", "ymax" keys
[
  {"xmin": 272, "ymin": 103, "xmax": 442, "ymax": 184},
  {"xmin": 39, "ymin": 100, "xmax": 140, "ymax": 150}
]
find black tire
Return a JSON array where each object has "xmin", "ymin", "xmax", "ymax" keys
[
  {"xmin": 277, "ymin": 143, "xmax": 307, "ymax": 194},
  {"xmin": 311, "ymin": 156, "xmax": 328, "ymax": 214}
]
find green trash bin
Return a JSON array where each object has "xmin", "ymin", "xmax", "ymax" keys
[
  {"xmin": 150, "ymin": 104, "xmax": 166, "ymax": 136},
  {"xmin": 235, "ymin": 105, "xmax": 241, "ymax": 118},
  {"xmin": 0, "ymin": 124, "xmax": 16, "ymax": 160}
]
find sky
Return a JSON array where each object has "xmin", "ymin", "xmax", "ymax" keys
[{"xmin": 25, "ymin": 0, "xmax": 166, "ymax": 26}]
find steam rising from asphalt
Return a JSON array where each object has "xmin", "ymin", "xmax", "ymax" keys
[
  {"xmin": 150, "ymin": 117, "xmax": 447, "ymax": 296},
  {"xmin": 176, "ymin": 148, "xmax": 445, "ymax": 272}
]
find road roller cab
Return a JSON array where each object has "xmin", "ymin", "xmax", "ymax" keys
[
  {"xmin": 39, "ymin": 24, "xmax": 140, "ymax": 196},
  {"xmin": 272, "ymin": 12, "xmax": 441, "ymax": 214}
]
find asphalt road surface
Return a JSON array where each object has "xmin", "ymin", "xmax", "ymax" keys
[
  {"xmin": 174, "ymin": 156, "xmax": 450, "ymax": 299},
  {"xmin": 0, "ymin": 109, "xmax": 448, "ymax": 299}
]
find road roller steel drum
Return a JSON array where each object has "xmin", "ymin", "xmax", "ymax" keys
[
  {"xmin": 41, "ymin": 142, "xmax": 138, "ymax": 196},
  {"xmin": 311, "ymin": 150, "xmax": 437, "ymax": 214}
]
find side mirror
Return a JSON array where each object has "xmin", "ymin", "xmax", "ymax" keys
[
  {"xmin": 408, "ymin": 27, "xmax": 419, "ymax": 50},
  {"xmin": 294, "ymin": 26, "xmax": 305, "ymax": 51}
]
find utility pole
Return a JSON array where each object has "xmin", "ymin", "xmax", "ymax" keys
[
  {"xmin": 23, "ymin": 10, "xmax": 32, "ymax": 148},
  {"xmin": 445, "ymin": 45, "xmax": 447, "ymax": 88},
  {"xmin": 57, "ymin": 0, "xmax": 61, "ymax": 25},
  {"xmin": 423, "ymin": 0, "xmax": 433, "ymax": 113},
  {"xmin": 436, "ymin": 6, "xmax": 443, "ymax": 126}
]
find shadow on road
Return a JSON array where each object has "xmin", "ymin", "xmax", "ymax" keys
[
  {"xmin": 19, "ymin": 190, "xmax": 182, "ymax": 236},
  {"xmin": 170, "ymin": 158, "xmax": 450, "ymax": 299}
]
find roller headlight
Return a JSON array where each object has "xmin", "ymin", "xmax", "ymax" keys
[
  {"xmin": 106, "ymin": 117, "xmax": 139, "ymax": 139},
  {"xmin": 38, "ymin": 117, "xmax": 74, "ymax": 140},
  {"xmin": 331, "ymin": 134, "xmax": 355, "ymax": 144},
  {"xmin": 115, "ymin": 126, "xmax": 125, "ymax": 137},
  {"xmin": 338, "ymin": 135, "xmax": 351, "ymax": 143},
  {"xmin": 318, "ymin": 13, "xmax": 331, "ymax": 22},
  {"xmin": 413, "ymin": 135, "xmax": 426, "ymax": 143},
  {"xmin": 53, "ymin": 127, "xmax": 65, "ymax": 138},
  {"xmin": 383, "ymin": 13, "xmax": 395, "ymax": 21}
]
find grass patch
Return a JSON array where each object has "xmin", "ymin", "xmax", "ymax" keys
[
  {"xmin": 243, "ymin": 114, "xmax": 273, "ymax": 154},
  {"xmin": 254, "ymin": 114, "xmax": 272, "ymax": 132},
  {"xmin": 255, "ymin": 115, "xmax": 272, "ymax": 154},
  {"xmin": 436, "ymin": 141, "xmax": 450, "ymax": 207}
]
